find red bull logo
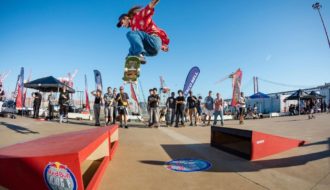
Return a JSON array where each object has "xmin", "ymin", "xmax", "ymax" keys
[
  {"xmin": 165, "ymin": 159, "xmax": 212, "ymax": 172},
  {"xmin": 44, "ymin": 162, "xmax": 77, "ymax": 190}
]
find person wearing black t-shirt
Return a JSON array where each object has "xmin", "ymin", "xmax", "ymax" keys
[
  {"xmin": 187, "ymin": 90, "xmax": 198, "ymax": 126},
  {"xmin": 147, "ymin": 89, "xmax": 153, "ymax": 127},
  {"xmin": 91, "ymin": 90, "xmax": 103, "ymax": 126},
  {"xmin": 112, "ymin": 88, "xmax": 118, "ymax": 124},
  {"xmin": 147, "ymin": 88, "xmax": 160, "ymax": 128},
  {"xmin": 59, "ymin": 86, "xmax": 70, "ymax": 123},
  {"xmin": 32, "ymin": 92, "xmax": 42, "ymax": 119},
  {"xmin": 166, "ymin": 92, "xmax": 176, "ymax": 126},
  {"xmin": 0, "ymin": 85, "xmax": 5, "ymax": 101},
  {"xmin": 175, "ymin": 90, "xmax": 185, "ymax": 127},
  {"xmin": 115, "ymin": 86, "xmax": 130, "ymax": 128},
  {"xmin": 196, "ymin": 96, "xmax": 203, "ymax": 124}
]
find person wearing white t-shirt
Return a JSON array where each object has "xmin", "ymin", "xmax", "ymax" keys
[{"xmin": 238, "ymin": 92, "xmax": 246, "ymax": 125}]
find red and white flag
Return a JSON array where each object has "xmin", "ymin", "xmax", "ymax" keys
[
  {"xmin": 231, "ymin": 69, "xmax": 243, "ymax": 107},
  {"xmin": 130, "ymin": 83, "xmax": 138, "ymax": 105}
]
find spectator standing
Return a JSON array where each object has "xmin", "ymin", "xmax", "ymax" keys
[
  {"xmin": 175, "ymin": 90, "xmax": 185, "ymax": 127},
  {"xmin": 147, "ymin": 88, "xmax": 160, "ymax": 128},
  {"xmin": 104, "ymin": 87, "xmax": 114, "ymax": 125},
  {"xmin": 238, "ymin": 92, "xmax": 246, "ymax": 125},
  {"xmin": 47, "ymin": 91, "xmax": 56, "ymax": 120},
  {"xmin": 166, "ymin": 92, "xmax": 176, "ymax": 126},
  {"xmin": 115, "ymin": 86, "xmax": 130, "ymax": 128},
  {"xmin": 112, "ymin": 88, "xmax": 118, "ymax": 124},
  {"xmin": 33, "ymin": 92, "xmax": 42, "ymax": 119},
  {"xmin": 196, "ymin": 96, "xmax": 203, "ymax": 124},
  {"xmin": 187, "ymin": 90, "xmax": 198, "ymax": 126},
  {"xmin": 91, "ymin": 90, "xmax": 103, "ymax": 126},
  {"xmin": 213, "ymin": 93, "xmax": 224, "ymax": 126},
  {"xmin": 204, "ymin": 91, "xmax": 214, "ymax": 126},
  {"xmin": 0, "ymin": 84, "xmax": 5, "ymax": 101},
  {"xmin": 59, "ymin": 87, "xmax": 70, "ymax": 123}
]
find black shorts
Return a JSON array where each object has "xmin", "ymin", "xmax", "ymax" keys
[
  {"xmin": 239, "ymin": 107, "xmax": 245, "ymax": 115},
  {"xmin": 118, "ymin": 107, "xmax": 127, "ymax": 115}
]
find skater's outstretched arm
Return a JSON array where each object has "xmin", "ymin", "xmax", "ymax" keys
[{"xmin": 149, "ymin": 0, "xmax": 160, "ymax": 8}]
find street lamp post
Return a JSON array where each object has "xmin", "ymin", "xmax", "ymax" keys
[{"xmin": 312, "ymin": 2, "xmax": 330, "ymax": 48}]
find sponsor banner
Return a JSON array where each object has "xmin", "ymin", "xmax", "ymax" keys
[
  {"xmin": 15, "ymin": 67, "xmax": 24, "ymax": 109},
  {"xmin": 93, "ymin": 70, "xmax": 103, "ymax": 92},
  {"xmin": 183, "ymin": 67, "xmax": 200, "ymax": 97},
  {"xmin": 130, "ymin": 83, "xmax": 138, "ymax": 104},
  {"xmin": 44, "ymin": 162, "xmax": 77, "ymax": 190},
  {"xmin": 85, "ymin": 74, "xmax": 90, "ymax": 111},
  {"xmin": 231, "ymin": 69, "xmax": 243, "ymax": 107}
]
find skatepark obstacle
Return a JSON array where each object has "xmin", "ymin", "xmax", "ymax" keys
[
  {"xmin": 0, "ymin": 125, "xmax": 119, "ymax": 190},
  {"xmin": 210, "ymin": 126, "xmax": 305, "ymax": 160}
]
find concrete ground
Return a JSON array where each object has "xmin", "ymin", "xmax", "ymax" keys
[{"xmin": 0, "ymin": 114, "xmax": 329, "ymax": 190}]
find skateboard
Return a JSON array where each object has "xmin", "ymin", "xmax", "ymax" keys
[{"xmin": 123, "ymin": 56, "xmax": 141, "ymax": 83}]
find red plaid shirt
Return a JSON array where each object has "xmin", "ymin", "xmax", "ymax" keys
[{"xmin": 130, "ymin": 5, "xmax": 170, "ymax": 51}]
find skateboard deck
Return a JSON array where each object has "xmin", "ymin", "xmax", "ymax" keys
[{"xmin": 123, "ymin": 56, "xmax": 141, "ymax": 83}]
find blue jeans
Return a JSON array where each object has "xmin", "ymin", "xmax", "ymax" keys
[
  {"xmin": 213, "ymin": 110, "xmax": 224, "ymax": 125},
  {"xmin": 126, "ymin": 31, "xmax": 162, "ymax": 57}
]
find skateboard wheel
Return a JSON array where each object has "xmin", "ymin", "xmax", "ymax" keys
[
  {"xmin": 124, "ymin": 68, "xmax": 128, "ymax": 72},
  {"xmin": 137, "ymin": 68, "xmax": 140, "ymax": 72}
]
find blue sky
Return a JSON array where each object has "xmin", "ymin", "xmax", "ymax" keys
[{"xmin": 1, "ymin": 0, "xmax": 329, "ymax": 100}]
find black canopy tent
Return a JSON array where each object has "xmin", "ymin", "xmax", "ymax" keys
[
  {"xmin": 284, "ymin": 89, "xmax": 309, "ymax": 100},
  {"xmin": 301, "ymin": 91, "xmax": 325, "ymax": 100},
  {"xmin": 24, "ymin": 76, "xmax": 75, "ymax": 93},
  {"xmin": 284, "ymin": 89, "xmax": 309, "ymax": 115}
]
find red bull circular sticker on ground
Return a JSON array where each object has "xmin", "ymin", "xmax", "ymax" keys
[
  {"xmin": 165, "ymin": 159, "xmax": 212, "ymax": 172},
  {"xmin": 44, "ymin": 162, "xmax": 77, "ymax": 190}
]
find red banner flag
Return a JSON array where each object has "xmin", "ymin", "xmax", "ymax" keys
[
  {"xmin": 15, "ymin": 68, "xmax": 24, "ymax": 109},
  {"xmin": 85, "ymin": 75, "xmax": 90, "ymax": 112},
  {"xmin": 15, "ymin": 79, "xmax": 23, "ymax": 109},
  {"xmin": 23, "ymin": 71, "xmax": 31, "ymax": 107},
  {"xmin": 231, "ymin": 69, "xmax": 243, "ymax": 107},
  {"xmin": 130, "ymin": 83, "xmax": 138, "ymax": 104}
]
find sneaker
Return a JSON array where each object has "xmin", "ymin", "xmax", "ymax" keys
[
  {"xmin": 138, "ymin": 54, "xmax": 146, "ymax": 64},
  {"xmin": 125, "ymin": 125, "xmax": 128, "ymax": 129},
  {"xmin": 189, "ymin": 123, "xmax": 193, "ymax": 127}
]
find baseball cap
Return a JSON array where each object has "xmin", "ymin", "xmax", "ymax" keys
[{"xmin": 116, "ymin": 14, "xmax": 128, "ymax": 28}]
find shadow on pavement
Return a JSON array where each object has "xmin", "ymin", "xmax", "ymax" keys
[
  {"xmin": 0, "ymin": 122, "xmax": 39, "ymax": 134},
  {"xmin": 140, "ymin": 139, "xmax": 330, "ymax": 173}
]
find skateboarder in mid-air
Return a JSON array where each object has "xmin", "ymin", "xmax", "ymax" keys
[{"xmin": 116, "ymin": 0, "xmax": 170, "ymax": 64}]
